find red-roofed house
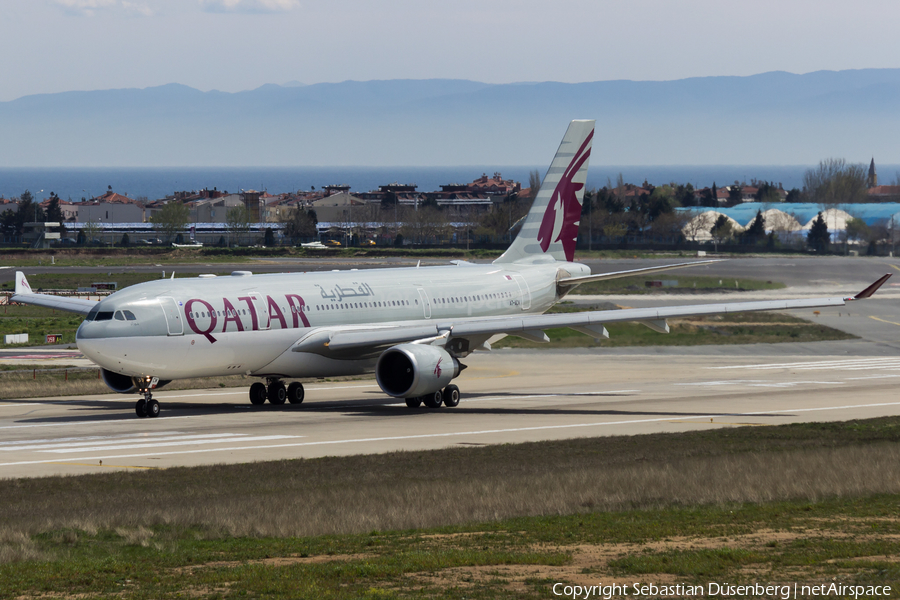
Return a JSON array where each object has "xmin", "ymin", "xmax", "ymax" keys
[{"xmin": 78, "ymin": 191, "xmax": 145, "ymax": 223}]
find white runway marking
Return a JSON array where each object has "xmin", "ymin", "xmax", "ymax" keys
[
  {"xmin": 0, "ymin": 414, "xmax": 210, "ymax": 431},
  {"xmin": 1, "ymin": 400, "xmax": 898, "ymax": 468},
  {"xmin": 709, "ymin": 357, "xmax": 900, "ymax": 371},
  {"xmin": 40, "ymin": 435, "xmax": 299, "ymax": 453},
  {"xmin": 678, "ymin": 380, "xmax": 844, "ymax": 388},
  {"xmin": 1, "ymin": 433, "xmax": 291, "ymax": 452}
]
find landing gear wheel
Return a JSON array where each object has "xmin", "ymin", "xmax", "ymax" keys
[
  {"xmin": 249, "ymin": 382, "xmax": 267, "ymax": 405},
  {"xmin": 405, "ymin": 396, "xmax": 422, "ymax": 408},
  {"xmin": 442, "ymin": 385, "xmax": 460, "ymax": 408},
  {"xmin": 422, "ymin": 390, "xmax": 443, "ymax": 408},
  {"xmin": 145, "ymin": 399, "xmax": 160, "ymax": 418},
  {"xmin": 135, "ymin": 399, "xmax": 147, "ymax": 418},
  {"xmin": 268, "ymin": 380, "xmax": 287, "ymax": 405},
  {"xmin": 287, "ymin": 382, "xmax": 305, "ymax": 404}
]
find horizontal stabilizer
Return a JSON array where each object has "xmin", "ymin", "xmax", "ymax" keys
[{"xmin": 557, "ymin": 260, "xmax": 723, "ymax": 291}]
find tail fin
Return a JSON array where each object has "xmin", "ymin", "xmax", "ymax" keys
[
  {"xmin": 14, "ymin": 271, "xmax": 33, "ymax": 295},
  {"xmin": 495, "ymin": 119, "xmax": 594, "ymax": 264}
]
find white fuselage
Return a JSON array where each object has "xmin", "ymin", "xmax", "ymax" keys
[{"xmin": 76, "ymin": 260, "xmax": 590, "ymax": 381}]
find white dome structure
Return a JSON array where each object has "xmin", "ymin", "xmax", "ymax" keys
[
  {"xmin": 758, "ymin": 209, "xmax": 802, "ymax": 233},
  {"xmin": 800, "ymin": 208, "xmax": 854, "ymax": 232},
  {"xmin": 682, "ymin": 211, "xmax": 745, "ymax": 242}
]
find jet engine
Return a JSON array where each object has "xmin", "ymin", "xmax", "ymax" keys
[
  {"xmin": 375, "ymin": 344, "xmax": 461, "ymax": 398},
  {"xmin": 100, "ymin": 368, "xmax": 169, "ymax": 394}
]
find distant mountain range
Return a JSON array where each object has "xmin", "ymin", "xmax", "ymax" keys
[{"xmin": 2, "ymin": 70, "xmax": 899, "ymax": 167}]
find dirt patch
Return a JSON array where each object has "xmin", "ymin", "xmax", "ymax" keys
[
  {"xmin": 172, "ymin": 552, "xmax": 375, "ymax": 573},
  {"xmin": 403, "ymin": 526, "xmax": 898, "ymax": 592}
]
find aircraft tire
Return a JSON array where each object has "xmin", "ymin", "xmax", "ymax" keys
[
  {"xmin": 268, "ymin": 381, "xmax": 287, "ymax": 405},
  {"xmin": 442, "ymin": 385, "xmax": 460, "ymax": 408},
  {"xmin": 422, "ymin": 390, "xmax": 443, "ymax": 408},
  {"xmin": 405, "ymin": 396, "xmax": 422, "ymax": 408},
  {"xmin": 287, "ymin": 382, "xmax": 305, "ymax": 404},
  {"xmin": 249, "ymin": 382, "xmax": 267, "ymax": 405},
  {"xmin": 146, "ymin": 399, "xmax": 160, "ymax": 418},
  {"xmin": 135, "ymin": 399, "xmax": 147, "ymax": 418}
]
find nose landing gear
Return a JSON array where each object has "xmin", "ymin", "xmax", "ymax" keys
[{"xmin": 135, "ymin": 387, "xmax": 160, "ymax": 418}]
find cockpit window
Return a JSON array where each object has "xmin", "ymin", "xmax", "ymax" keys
[
  {"xmin": 114, "ymin": 311, "xmax": 126, "ymax": 321},
  {"xmin": 95, "ymin": 311, "xmax": 114, "ymax": 321},
  {"xmin": 123, "ymin": 310, "xmax": 137, "ymax": 321},
  {"xmin": 86, "ymin": 305, "xmax": 100, "ymax": 321}
]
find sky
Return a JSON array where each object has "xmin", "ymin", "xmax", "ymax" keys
[{"xmin": 2, "ymin": 0, "xmax": 900, "ymax": 101}]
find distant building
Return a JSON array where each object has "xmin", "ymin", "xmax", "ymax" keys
[
  {"xmin": 309, "ymin": 191, "xmax": 366, "ymax": 222},
  {"xmin": 467, "ymin": 172, "xmax": 521, "ymax": 196},
  {"xmin": 78, "ymin": 191, "xmax": 144, "ymax": 223},
  {"xmin": 868, "ymin": 158, "xmax": 878, "ymax": 188}
]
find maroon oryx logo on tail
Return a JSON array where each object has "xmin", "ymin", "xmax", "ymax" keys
[{"xmin": 536, "ymin": 130, "xmax": 593, "ymax": 262}]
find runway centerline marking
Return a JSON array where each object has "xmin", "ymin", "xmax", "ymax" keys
[
  {"xmin": 868, "ymin": 316, "xmax": 900, "ymax": 327},
  {"xmin": 2, "ymin": 400, "xmax": 899, "ymax": 468},
  {"xmin": 39, "ymin": 435, "xmax": 300, "ymax": 454},
  {"xmin": 1, "ymin": 433, "xmax": 268, "ymax": 452}
]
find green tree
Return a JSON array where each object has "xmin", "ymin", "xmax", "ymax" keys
[
  {"xmin": 283, "ymin": 207, "xmax": 318, "ymax": 242},
  {"xmin": 785, "ymin": 188, "xmax": 803, "ymax": 203},
  {"xmin": 753, "ymin": 182, "xmax": 782, "ymax": 204},
  {"xmin": 226, "ymin": 204, "xmax": 251, "ymax": 246},
  {"xmin": 46, "ymin": 193, "xmax": 65, "ymax": 234},
  {"xmin": 807, "ymin": 212, "xmax": 830, "ymax": 253},
  {"xmin": 120, "ymin": 232, "xmax": 130, "ymax": 247},
  {"xmin": 710, "ymin": 214, "xmax": 733, "ymax": 251},
  {"xmin": 727, "ymin": 183, "xmax": 743, "ymax": 206},
  {"xmin": 845, "ymin": 217, "xmax": 870, "ymax": 245},
  {"xmin": 741, "ymin": 210, "xmax": 766, "ymax": 245},
  {"xmin": 15, "ymin": 190, "xmax": 35, "ymax": 234},
  {"xmin": 151, "ymin": 201, "xmax": 190, "ymax": 242}
]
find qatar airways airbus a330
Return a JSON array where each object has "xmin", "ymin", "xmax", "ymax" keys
[{"xmin": 12, "ymin": 120, "xmax": 890, "ymax": 418}]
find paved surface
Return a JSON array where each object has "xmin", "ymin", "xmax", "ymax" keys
[
  {"xmin": 2, "ymin": 346, "xmax": 900, "ymax": 479},
  {"xmin": 1, "ymin": 256, "xmax": 899, "ymax": 479}
]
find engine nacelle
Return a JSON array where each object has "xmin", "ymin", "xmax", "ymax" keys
[
  {"xmin": 376, "ymin": 344, "xmax": 460, "ymax": 398},
  {"xmin": 100, "ymin": 369, "xmax": 169, "ymax": 394}
]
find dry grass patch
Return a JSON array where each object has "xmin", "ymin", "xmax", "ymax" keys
[{"xmin": 3, "ymin": 418, "xmax": 900, "ymax": 543}]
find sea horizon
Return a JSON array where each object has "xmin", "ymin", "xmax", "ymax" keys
[{"xmin": 2, "ymin": 165, "xmax": 898, "ymax": 204}]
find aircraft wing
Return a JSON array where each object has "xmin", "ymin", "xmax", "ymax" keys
[
  {"xmin": 304, "ymin": 274, "xmax": 892, "ymax": 353},
  {"xmin": 9, "ymin": 271, "xmax": 98, "ymax": 315}
]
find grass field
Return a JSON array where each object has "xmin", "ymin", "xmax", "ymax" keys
[{"xmin": 1, "ymin": 417, "xmax": 899, "ymax": 597}]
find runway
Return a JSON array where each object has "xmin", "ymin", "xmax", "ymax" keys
[
  {"xmin": 2, "ymin": 343, "xmax": 900, "ymax": 479},
  {"xmin": 3, "ymin": 256, "xmax": 900, "ymax": 479}
]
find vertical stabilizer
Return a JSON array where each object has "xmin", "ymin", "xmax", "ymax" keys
[{"xmin": 495, "ymin": 119, "xmax": 594, "ymax": 264}]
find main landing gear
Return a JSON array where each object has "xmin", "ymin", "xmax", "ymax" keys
[
  {"xmin": 405, "ymin": 384, "xmax": 460, "ymax": 409},
  {"xmin": 249, "ymin": 379, "xmax": 305, "ymax": 406},
  {"xmin": 135, "ymin": 388, "xmax": 160, "ymax": 418}
]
